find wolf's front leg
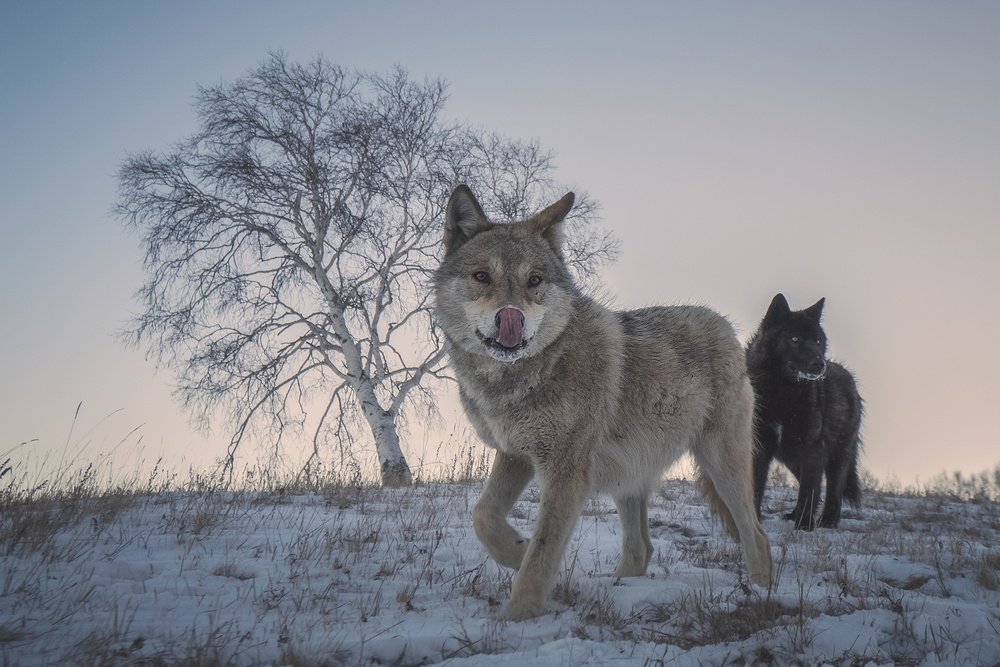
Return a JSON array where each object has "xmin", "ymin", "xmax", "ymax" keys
[
  {"xmin": 501, "ymin": 458, "xmax": 591, "ymax": 621},
  {"xmin": 473, "ymin": 452, "xmax": 534, "ymax": 570},
  {"xmin": 787, "ymin": 463, "xmax": 822, "ymax": 530},
  {"xmin": 613, "ymin": 493, "xmax": 652, "ymax": 577},
  {"xmin": 752, "ymin": 448, "xmax": 774, "ymax": 521}
]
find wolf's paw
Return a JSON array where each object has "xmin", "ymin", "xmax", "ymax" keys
[
  {"xmin": 612, "ymin": 560, "xmax": 648, "ymax": 578},
  {"xmin": 499, "ymin": 596, "xmax": 548, "ymax": 622},
  {"xmin": 475, "ymin": 517, "xmax": 529, "ymax": 570},
  {"xmin": 748, "ymin": 565, "xmax": 775, "ymax": 588},
  {"xmin": 784, "ymin": 512, "xmax": 817, "ymax": 531},
  {"xmin": 488, "ymin": 537, "xmax": 528, "ymax": 571}
]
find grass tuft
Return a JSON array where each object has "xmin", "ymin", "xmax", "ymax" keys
[{"xmin": 5, "ymin": 426, "xmax": 1000, "ymax": 666}]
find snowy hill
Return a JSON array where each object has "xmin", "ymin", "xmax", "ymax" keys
[{"xmin": 2, "ymin": 477, "xmax": 999, "ymax": 665}]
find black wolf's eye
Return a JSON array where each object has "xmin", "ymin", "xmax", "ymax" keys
[
  {"xmin": 473, "ymin": 271, "xmax": 490, "ymax": 284},
  {"xmin": 528, "ymin": 275, "xmax": 542, "ymax": 287},
  {"xmin": 791, "ymin": 336, "xmax": 799, "ymax": 343}
]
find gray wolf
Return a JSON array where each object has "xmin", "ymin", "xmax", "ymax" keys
[
  {"xmin": 434, "ymin": 185, "xmax": 773, "ymax": 620},
  {"xmin": 747, "ymin": 293, "xmax": 864, "ymax": 530}
]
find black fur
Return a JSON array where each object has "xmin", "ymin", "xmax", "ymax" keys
[{"xmin": 746, "ymin": 293, "xmax": 864, "ymax": 530}]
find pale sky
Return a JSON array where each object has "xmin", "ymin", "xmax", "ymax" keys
[{"xmin": 2, "ymin": 2, "xmax": 998, "ymax": 486}]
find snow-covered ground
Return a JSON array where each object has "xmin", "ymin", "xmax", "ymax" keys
[{"xmin": 3, "ymin": 477, "xmax": 1000, "ymax": 666}]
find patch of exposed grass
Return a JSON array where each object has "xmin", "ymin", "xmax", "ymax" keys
[{"xmin": 6, "ymin": 416, "xmax": 1000, "ymax": 666}]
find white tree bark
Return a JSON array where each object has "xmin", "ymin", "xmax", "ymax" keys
[{"xmin": 321, "ymin": 271, "xmax": 412, "ymax": 485}]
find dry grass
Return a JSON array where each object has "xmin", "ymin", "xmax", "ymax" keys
[{"xmin": 5, "ymin": 432, "xmax": 1000, "ymax": 665}]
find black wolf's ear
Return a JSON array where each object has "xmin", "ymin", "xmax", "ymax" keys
[
  {"xmin": 804, "ymin": 297, "xmax": 825, "ymax": 322},
  {"xmin": 762, "ymin": 293, "xmax": 791, "ymax": 328},
  {"xmin": 529, "ymin": 192, "xmax": 574, "ymax": 252},
  {"xmin": 444, "ymin": 185, "xmax": 491, "ymax": 255}
]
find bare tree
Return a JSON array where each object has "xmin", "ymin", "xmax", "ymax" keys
[{"xmin": 116, "ymin": 53, "xmax": 616, "ymax": 485}]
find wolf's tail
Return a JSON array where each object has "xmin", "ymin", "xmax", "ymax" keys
[{"xmin": 844, "ymin": 439, "xmax": 863, "ymax": 508}]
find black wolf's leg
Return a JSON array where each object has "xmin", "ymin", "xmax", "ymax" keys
[
  {"xmin": 752, "ymin": 449, "xmax": 773, "ymax": 521},
  {"xmin": 819, "ymin": 451, "xmax": 848, "ymax": 528},
  {"xmin": 787, "ymin": 462, "xmax": 822, "ymax": 530}
]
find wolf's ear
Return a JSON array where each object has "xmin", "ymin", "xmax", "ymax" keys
[
  {"xmin": 803, "ymin": 297, "xmax": 825, "ymax": 322},
  {"xmin": 763, "ymin": 293, "xmax": 791, "ymax": 328},
  {"xmin": 444, "ymin": 185, "xmax": 491, "ymax": 255},
  {"xmin": 529, "ymin": 192, "xmax": 575, "ymax": 252}
]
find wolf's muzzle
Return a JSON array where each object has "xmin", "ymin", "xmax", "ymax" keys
[{"xmin": 496, "ymin": 307, "xmax": 525, "ymax": 349}]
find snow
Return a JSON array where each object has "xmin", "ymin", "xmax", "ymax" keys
[{"xmin": 2, "ymin": 479, "xmax": 1000, "ymax": 665}]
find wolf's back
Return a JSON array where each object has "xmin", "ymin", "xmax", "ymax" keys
[{"xmin": 616, "ymin": 305, "xmax": 746, "ymax": 390}]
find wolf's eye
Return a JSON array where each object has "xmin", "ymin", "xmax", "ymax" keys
[
  {"xmin": 791, "ymin": 336, "xmax": 799, "ymax": 343},
  {"xmin": 528, "ymin": 275, "xmax": 543, "ymax": 287},
  {"xmin": 473, "ymin": 271, "xmax": 490, "ymax": 284}
]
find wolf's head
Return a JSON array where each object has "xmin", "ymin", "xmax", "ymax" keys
[
  {"xmin": 753, "ymin": 293, "xmax": 828, "ymax": 382},
  {"xmin": 434, "ymin": 185, "xmax": 577, "ymax": 364}
]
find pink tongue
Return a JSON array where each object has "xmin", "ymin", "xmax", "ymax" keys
[{"xmin": 496, "ymin": 308, "xmax": 524, "ymax": 348}]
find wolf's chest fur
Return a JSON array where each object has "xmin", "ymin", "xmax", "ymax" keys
[
  {"xmin": 452, "ymin": 298, "xmax": 624, "ymax": 458},
  {"xmin": 758, "ymin": 376, "xmax": 824, "ymax": 451}
]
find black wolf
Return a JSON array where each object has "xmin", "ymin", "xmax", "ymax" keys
[{"xmin": 746, "ymin": 293, "xmax": 863, "ymax": 529}]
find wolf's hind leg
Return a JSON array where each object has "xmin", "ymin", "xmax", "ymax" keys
[
  {"xmin": 695, "ymin": 449, "xmax": 774, "ymax": 587},
  {"xmin": 473, "ymin": 452, "xmax": 534, "ymax": 570},
  {"xmin": 694, "ymin": 388, "xmax": 774, "ymax": 587},
  {"xmin": 613, "ymin": 493, "xmax": 653, "ymax": 577},
  {"xmin": 819, "ymin": 452, "xmax": 849, "ymax": 528}
]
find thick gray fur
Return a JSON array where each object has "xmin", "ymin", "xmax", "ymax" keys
[{"xmin": 434, "ymin": 185, "xmax": 773, "ymax": 620}]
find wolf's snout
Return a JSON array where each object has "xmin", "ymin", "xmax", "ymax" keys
[
  {"xmin": 795, "ymin": 357, "xmax": 827, "ymax": 381},
  {"xmin": 495, "ymin": 307, "xmax": 525, "ymax": 349}
]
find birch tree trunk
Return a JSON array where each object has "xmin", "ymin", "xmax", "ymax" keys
[{"xmin": 357, "ymin": 383, "xmax": 412, "ymax": 486}]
